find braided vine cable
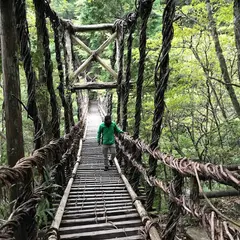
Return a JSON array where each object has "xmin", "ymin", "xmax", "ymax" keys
[
  {"xmin": 146, "ymin": 0, "xmax": 175, "ymax": 211},
  {"xmin": 15, "ymin": 0, "xmax": 42, "ymax": 149},
  {"xmin": 122, "ymin": 12, "xmax": 138, "ymax": 131},
  {"xmin": 115, "ymin": 20, "xmax": 126, "ymax": 125},
  {"xmin": 43, "ymin": 0, "xmax": 71, "ymax": 134},
  {"xmin": 33, "ymin": 0, "xmax": 60, "ymax": 139},
  {"xmin": 133, "ymin": 0, "xmax": 153, "ymax": 139}
]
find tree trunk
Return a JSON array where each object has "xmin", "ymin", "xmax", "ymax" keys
[
  {"xmin": 0, "ymin": 0, "xmax": 24, "ymax": 199},
  {"xmin": 206, "ymin": 0, "xmax": 240, "ymax": 117},
  {"xmin": 234, "ymin": 0, "xmax": 240, "ymax": 83}
]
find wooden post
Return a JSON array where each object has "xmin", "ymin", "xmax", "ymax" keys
[
  {"xmin": 64, "ymin": 30, "xmax": 75, "ymax": 126},
  {"xmin": 162, "ymin": 170, "xmax": 183, "ymax": 240},
  {"xmin": 65, "ymin": 23, "xmax": 114, "ymax": 32},
  {"xmin": 116, "ymin": 30, "xmax": 124, "ymax": 126},
  {"xmin": 107, "ymin": 91, "xmax": 113, "ymax": 115}
]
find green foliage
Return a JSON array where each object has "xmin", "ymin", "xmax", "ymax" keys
[
  {"xmin": 76, "ymin": 0, "xmax": 134, "ymax": 23},
  {"xmin": 35, "ymin": 167, "xmax": 61, "ymax": 228}
]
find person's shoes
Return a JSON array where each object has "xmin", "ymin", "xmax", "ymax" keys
[
  {"xmin": 104, "ymin": 166, "xmax": 109, "ymax": 171},
  {"xmin": 109, "ymin": 160, "xmax": 113, "ymax": 166}
]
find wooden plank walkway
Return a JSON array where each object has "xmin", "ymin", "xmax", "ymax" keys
[{"xmin": 59, "ymin": 102, "xmax": 144, "ymax": 239}]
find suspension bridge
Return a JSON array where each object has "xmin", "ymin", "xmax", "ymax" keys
[{"xmin": 0, "ymin": 0, "xmax": 239, "ymax": 239}]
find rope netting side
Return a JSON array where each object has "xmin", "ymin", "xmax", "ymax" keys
[
  {"xmin": 115, "ymin": 135, "xmax": 240, "ymax": 239},
  {"xmin": 0, "ymin": 114, "xmax": 87, "ymax": 239}
]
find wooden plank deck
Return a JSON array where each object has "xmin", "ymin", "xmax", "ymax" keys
[{"xmin": 59, "ymin": 101, "xmax": 144, "ymax": 239}]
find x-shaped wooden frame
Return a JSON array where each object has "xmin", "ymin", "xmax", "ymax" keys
[{"xmin": 72, "ymin": 33, "xmax": 118, "ymax": 80}]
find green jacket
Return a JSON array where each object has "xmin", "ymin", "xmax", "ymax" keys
[{"xmin": 97, "ymin": 121, "xmax": 123, "ymax": 145}]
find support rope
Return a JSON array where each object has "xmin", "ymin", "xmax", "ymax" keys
[
  {"xmin": 147, "ymin": 0, "xmax": 176, "ymax": 211},
  {"xmin": 15, "ymin": 0, "xmax": 42, "ymax": 149},
  {"xmin": 133, "ymin": 0, "xmax": 153, "ymax": 139}
]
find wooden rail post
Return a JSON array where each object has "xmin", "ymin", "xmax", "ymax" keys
[
  {"xmin": 116, "ymin": 26, "xmax": 124, "ymax": 126},
  {"xmin": 162, "ymin": 170, "xmax": 183, "ymax": 240},
  {"xmin": 64, "ymin": 29, "xmax": 75, "ymax": 127}
]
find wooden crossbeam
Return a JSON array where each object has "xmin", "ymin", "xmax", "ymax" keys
[
  {"xmin": 72, "ymin": 34, "xmax": 117, "ymax": 79},
  {"xmin": 72, "ymin": 82, "xmax": 117, "ymax": 90},
  {"xmin": 74, "ymin": 55, "xmax": 93, "ymax": 77},
  {"xmin": 69, "ymin": 23, "xmax": 114, "ymax": 32}
]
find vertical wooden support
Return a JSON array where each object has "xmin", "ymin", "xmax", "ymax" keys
[
  {"xmin": 162, "ymin": 170, "xmax": 183, "ymax": 240},
  {"xmin": 129, "ymin": 145, "xmax": 142, "ymax": 195},
  {"xmin": 190, "ymin": 177, "xmax": 200, "ymax": 204},
  {"xmin": 116, "ymin": 29, "xmax": 124, "ymax": 126},
  {"xmin": 107, "ymin": 91, "xmax": 113, "ymax": 116},
  {"xmin": 64, "ymin": 29, "xmax": 75, "ymax": 126},
  {"xmin": 76, "ymin": 89, "xmax": 82, "ymax": 121}
]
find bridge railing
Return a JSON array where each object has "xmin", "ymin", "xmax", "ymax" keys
[
  {"xmin": 115, "ymin": 134, "xmax": 240, "ymax": 240},
  {"xmin": 0, "ymin": 105, "xmax": 88, "ymax": 240}
]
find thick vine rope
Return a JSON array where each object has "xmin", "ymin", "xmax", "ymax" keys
[
  {"xmin": 15, "ymin": 0, "xmax": 42, "ymax": 149},
  {"xmin": 43, "ymin": 0, "xmax": 71, "ymax": 134},
  {"xmin": 133, "ymin": 0, "xmax": 153, "ymax": 139},
  {"xmin": 122, "ymin": 12, "xmax": 138, "ymax": 131},
  {"xmin": 146, "ymin": 0, "xmax": 176, "ymax": 213},
  {"xmin": 33, "ymin": 0, "xmax": 60, "ymax": 139}
]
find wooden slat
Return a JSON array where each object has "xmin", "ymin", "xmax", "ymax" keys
[
  {"xmin": 64, "ymin": 201, "xmax": 133, "ymax": 209},
  {"xmin": 68, "ymin": 193, "xmax": 129, "ymax": 198},
  {"xmin": 62, "ymin": 209, "xmax": 137, "ymax": 220},
  {"xmin": 61, "ymin": 213, "xmax": 140, "ymax": 225},
  {"xmin": 60, "ymin": 220, "xmax": 142, "ymax": 233},
  {"xmin": 60, "ymin": 226, "xmax": 141, "ymax": 239},
  {"xmin": 71, "ymin": 23, "xmax": 114, "ymax": 32},
  {"xmin": 107, "ymin": 237, "xmax": 144, "ymax": 240},
  {"xmin": 72, "ymin": 82, "xmax": 117, "ymax": 90},
  {"xmin": 67, "ymin": 195, "xmax": 131, "ymax": 202},
  {"xmin": 63, "ymin": 205, "xmax": 134, "ymax": 215}
]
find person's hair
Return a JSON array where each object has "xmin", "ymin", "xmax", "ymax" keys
[{"xmin": 104, "ymin": 115, "xmax": 112, "ymax": 127}]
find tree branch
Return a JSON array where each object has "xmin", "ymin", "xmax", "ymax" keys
[
  {"xmin": 11, "ymin": 94, "xmax": 34, "ymax": 121},
  {"xmin": 209, "ymin": 76, "xmax": 240, "ymax": 88}
]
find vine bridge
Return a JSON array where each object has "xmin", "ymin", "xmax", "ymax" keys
[{"xmin": 0, "ymin": 0, "xmax": 239, "ymax": 240}]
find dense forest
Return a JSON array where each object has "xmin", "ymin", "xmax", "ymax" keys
[{"xmin": 0, "ymin": 0, "xmax": 239, "ymax": 233}]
